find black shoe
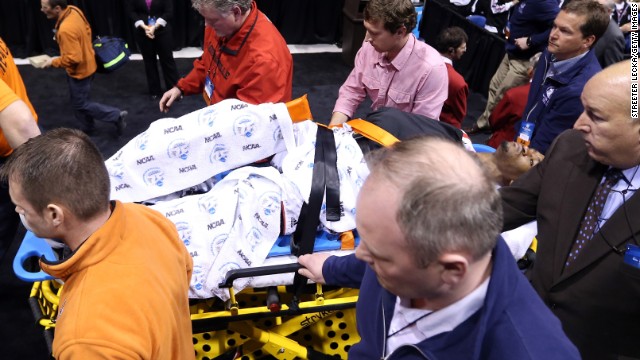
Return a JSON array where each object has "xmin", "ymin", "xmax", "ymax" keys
[{"xmin": 116, "ymin": 110, "xmax": 128, "ymax": 136}]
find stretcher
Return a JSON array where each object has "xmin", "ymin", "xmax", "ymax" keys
[{"xmin": 14, "ymin": 98, "xmax": 476, "ymax": 358}]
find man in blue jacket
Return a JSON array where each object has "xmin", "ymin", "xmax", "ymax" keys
[
  {"xmin": 521, "ymin": 0, "xmax": 609, "ymax": 153},
  {"xmin": 467, "ymin": 0, "xmax": 559, "ymax": 134},
  {"xmin": 298, "ymin": 137, "xmax": 580, "ymax": 359}
]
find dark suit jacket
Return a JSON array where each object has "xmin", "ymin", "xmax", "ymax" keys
[
  {"xmin": 594, "ymin": 19, "xmax": 625, "ymax": 69},
  {"xmin": 126, "ymin": 0, "xmax": 173, "ymax": 25},
  {"xmin": 500, "ymin": 129, "xmax": 640, "ymax": 360}
]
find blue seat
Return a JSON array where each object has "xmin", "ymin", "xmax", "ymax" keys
[
  {"xmin": 467, "ymin": 15, "xmax": 487, "ymax": 29},
  {"xmin": 473, "ymin": 143, "xmax": 496, "ymax": 153},
  {"xmin": 413, "ymin": 5, "xmax": 424, "ymax": 39}
]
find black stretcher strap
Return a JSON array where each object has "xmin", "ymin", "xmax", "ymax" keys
[
  {"xmin": 322, "ymin": 126, "xmax": 340, "ymax": 221},
  {"xmin": 290, "ymin": 126, "xmax": 341, "ymax": 306}
]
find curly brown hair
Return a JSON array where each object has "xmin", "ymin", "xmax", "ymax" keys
[{"xmin": 364, "ymin": 0, "xmax": 418, "ymax": 34}]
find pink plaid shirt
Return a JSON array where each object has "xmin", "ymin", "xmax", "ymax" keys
[{"xmin": 333, "ymin": 36, "xmax": 448, "ymax": 120}]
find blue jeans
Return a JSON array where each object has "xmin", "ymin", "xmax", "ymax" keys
[{"xmin": 67, "ymin": 75, "xmax": 121, "ymax": 126}]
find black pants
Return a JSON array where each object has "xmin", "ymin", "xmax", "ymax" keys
[{"xmin": 135, "ymin": 26, "xmax": 179, "ymax": 96}]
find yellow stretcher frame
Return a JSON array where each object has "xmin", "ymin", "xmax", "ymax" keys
[{"xmin": 29, "ymin": 277, "xmax": 360, "ymax": 359}]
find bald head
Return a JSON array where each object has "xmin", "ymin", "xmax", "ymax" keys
[
  {"xmin": 585, "ymin": 60, "xmax": 632, "ymax": 117},
  {"xmin": 593, "ymin": 58, "xmax": 632, "ymax": 82},
  {"xmin": 574, "ymin": 60, "xmax": 640, "ymax": 168}
]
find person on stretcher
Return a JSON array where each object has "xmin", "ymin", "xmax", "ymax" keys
[
  {"xmin": 104, "ymin": 97, "xmax": 470, "ymax": 299},
  {"xmin": 476, "ymin": 140, "xmax": 545, "ymax": 186}
]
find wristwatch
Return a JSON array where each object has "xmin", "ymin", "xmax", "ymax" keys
[{"xmin": 526, "ymin": 37, "xmax": 532, "ymax": 48}]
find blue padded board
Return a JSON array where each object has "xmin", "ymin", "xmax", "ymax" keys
[
  {"xmin": 13, "ymin": 231, "xmax": 56, "ymax": 282},
  {"xmin": 14, "ymin": 230, "xmax": 359, "ymax": 281},
  {"xmin": 268, "ymin": 231, "xmax": 360, "ymax": 257},
  {"xmin": 472, "ymin": 143, "xmax": 496, "ymax": 153}
]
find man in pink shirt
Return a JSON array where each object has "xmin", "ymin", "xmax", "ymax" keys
[{"xmin": 329, "ymin": 0, "xmax": 448, "ymax": 126}]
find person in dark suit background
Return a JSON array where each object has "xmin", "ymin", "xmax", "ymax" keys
[
  {"xmin": 500, "ymin": 60, "xmax": 640, "ymax": 360},
  {"xmin": 593, "ymin": 0, "xmax": 625, "ymax": 68},
  {"xmin": 125, "ymin": 0, "xmax": 179, "ymax": 99}
]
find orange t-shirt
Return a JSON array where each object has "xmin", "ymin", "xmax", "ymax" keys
[{"xmin": 0, "ymin": 37, "xmax": 38, "ymax": 156}]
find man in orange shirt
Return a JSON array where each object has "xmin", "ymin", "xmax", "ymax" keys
[
  {"xmin": 40, "ymin": 0, "xmax": 127, "ymax": 136},
  {"xmin": 0, "ymin": 37, "xmax": 41, "ymax": 262},
  {"xmin": 1, "ymin": 128, "xmax": 194, "ymax": 359}
]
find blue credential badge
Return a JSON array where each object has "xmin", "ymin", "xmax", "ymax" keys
[
  {"xmin": 623, "ymin": 244, "xmax": 640, "ymax": 269},
  {"xmin": 516, "ymin": 121, "xmax": 535, "ymax": 146},
  {"xmin": 204, "ymin": 76, "xmax": 214, "ymax": 105},
  {"xmin": 148, "ymin": 16, "xmax": 156, "ymax": 26}
]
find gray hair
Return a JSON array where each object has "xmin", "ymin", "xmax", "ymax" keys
[
  {"xmin": 191, "ymin": 0, "xmax": 252, "ymax": 14},
  {"xmin": 366, "ymin": 137, "xmax": 503, "ymax": 267}
]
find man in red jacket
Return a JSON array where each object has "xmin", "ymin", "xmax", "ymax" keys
[
  {"xmin": 434, "ymin": 26, "xmax": 469, "ymax": 129},
  {"xmin": 160, "ymin": 0, "xmax": 293, "ymax": 112}
]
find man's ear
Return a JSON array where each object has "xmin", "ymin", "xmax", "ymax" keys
[
  {"xmin": 45, "ymin": 203, "xmax": 65, "ymax": 227},
  {"xmin": 583, "ymin": 34, "xmax": 596, "ymax": 50},
  {"xmin": 396, "ymin": 25, "xmax": 407, "ymax": 36},
  {"xmin": 438, "ymin": 253, "xmax": 468, "ymax": 285},
  {"xmin": 231, "ymin": 5, "xmax": 243, "ymax": 18}
]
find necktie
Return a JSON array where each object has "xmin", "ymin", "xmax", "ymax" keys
[
  {"xmin": 565, "ymin": 169, "xmax": 624, "ymax": 267},
  {"xmin": 146, "ymin": 0, "xmax": 152, "ymax": 11}
]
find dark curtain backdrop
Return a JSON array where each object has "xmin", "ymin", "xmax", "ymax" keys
[
  {"xmin": 0, "ymin": 0, "xmax": 344, "ymax": 58},
  {"xmin": 420, "ymin": 0, "xmax": 506, "ymax": 94},
  {"xmin": 1, "ymin": 0, "xmax": 502, "ymax": 93}
]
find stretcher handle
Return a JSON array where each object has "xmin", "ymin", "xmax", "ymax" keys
[{"xmin": 218, "ymin": 263, "xmax": 302, "ymax": 288}]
